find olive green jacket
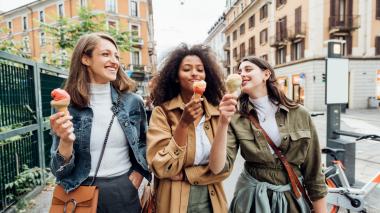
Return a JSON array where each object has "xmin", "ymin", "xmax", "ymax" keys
[{"xmin": 225, "ymin": 103, "xmax": 327, "ymax": 212}]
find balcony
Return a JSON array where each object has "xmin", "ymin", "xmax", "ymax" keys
[
  {"xmin": 288, "ymin": 23, "xmax": 307, "ymax": 42},
  {"xmin": 128, "ymin": 64, "xmax": 146, "ymax": 71},
  {"xmin": 329, "ymin": 15, "xmax": 360, "ymax": 34},
  {"xmin": 223, "ymin": 41, "xmax": 230, "ymax": 51},
  {"xmin": 269, "ymin": 35, "xmax": 287, "ymax": 47},
  {"xmin": 131, "ymin": 38, "xmax": 144, "ymax": 48}
]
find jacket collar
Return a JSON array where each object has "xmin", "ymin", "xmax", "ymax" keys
[
  {"xmin": 165, "ymin": 95, "xmax": 219, "ymax": 118},
  {"xmin": 247, "ymin": 100, "xmax": 289, "ymax": 114}
]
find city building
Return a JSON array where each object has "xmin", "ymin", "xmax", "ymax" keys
[
  {"xmin": 0, "ymin": 0, "xmax": 157, "ymax": 95},
  {"xmin": 223, "ymin": 0, "xmax": 380, "ymax": 110},
  {"xmin": 204, "ymin": 15, "xmax": 228, "ymax": 77}
]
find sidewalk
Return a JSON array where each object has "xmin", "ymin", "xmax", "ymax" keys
[{"xmin": 16, "ymin": 109, "xmax": 380, "ymax": 213}]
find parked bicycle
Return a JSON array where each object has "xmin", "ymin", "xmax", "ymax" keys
[{"xmin": 323, "ymin": 134, "xmax": 380, "ymax": 213}]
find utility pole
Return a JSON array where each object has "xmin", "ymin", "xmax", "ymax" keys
[{"xmin": 325, "ymin": 40, "xmax": 356, "ymax": 185}]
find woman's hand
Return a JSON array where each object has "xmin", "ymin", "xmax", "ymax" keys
[
  {"xmin": 179, "ymin": 98, "xmax": 204, "ymax": 126},
  {"xmin": 129, "ymin": 171, "xmax": 144, "ymax": 189},
  {"xmin": 219, "ymin": 94, "xmax": 238, "ymax": 124},
  {"xmin": 50, "ymin": 111, "xmax": 75, "ymax": 144}
]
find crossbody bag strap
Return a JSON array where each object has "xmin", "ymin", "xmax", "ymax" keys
[
  {"xmin": 247, "ymin": 113, "xmax": 314, "ymax": 210},
  {"xmin": 90, "ymin": 96, "xmax": 121, "ymax": 186}
]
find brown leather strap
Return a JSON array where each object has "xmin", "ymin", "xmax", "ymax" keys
[{"xmin": 247, "ymin": 113, "xmax": 314, "ymax": 211}]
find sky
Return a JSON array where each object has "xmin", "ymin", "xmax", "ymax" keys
[{"xmin": 0, "ymin": 0, "xmax": 226, "ymax": 62}]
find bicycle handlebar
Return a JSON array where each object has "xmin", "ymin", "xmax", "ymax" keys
[
  {"xmin": 356, "ymin": 134, "xmax": 380, "ymax": 141},
  {"xmin": 311, "ymin": 112, "xmax": 324, "ymax": 117}
]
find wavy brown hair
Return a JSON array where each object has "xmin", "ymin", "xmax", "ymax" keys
[
  {"xmin": 238, "ymin": 56, "xmax": 298, "ymax": 115},
  {"xmin": 152, "ymin": 43, "xmax": 225, "ymax": 106},
  {"xmin": 64, "ymin": 32, "xmax": 135, "ymax": 108}
]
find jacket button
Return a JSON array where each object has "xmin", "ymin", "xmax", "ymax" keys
[
  {"xmin": 283, "ymin": 136, "xmax": 288, "ymax": 140},
  {"xmin": 124, "ymin": 122, "xmax": 129, "ymax": 127},
  {"xmin": 204, "ymin": 124, "xmax": 209, "ymax": 130},
  {"xmin": 174, "ymin": 150, "xmax": 180, "ymax": 155},
  {"xmin": 210, "ymin": 190, "xmax": 215, "ymax": 196},
  {"xmin": 194, "ymin": 181, "xmax": 199, "ymax": 185}
]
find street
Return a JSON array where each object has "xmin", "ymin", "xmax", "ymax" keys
[{"xmin": 21, "ymin": 109, "xmax": 380, "ymax": 212}]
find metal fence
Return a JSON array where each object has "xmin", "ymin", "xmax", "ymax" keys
[{"xmin": 0, "ymin": 51, "xmax": 67, "ymax": 212}]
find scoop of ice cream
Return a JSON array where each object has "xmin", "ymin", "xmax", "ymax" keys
[
  {"xmin": 51, "ymin": 88, "xmax": 70, "ymax": 101},
  {"xmin": 193, "ymin": 80, "xmax": 207, "ymax": 94},
  {"xmin": 226, "ymin": 74, "xmax": 242, "ymax": 94}
]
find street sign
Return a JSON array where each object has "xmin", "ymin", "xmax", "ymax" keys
[{"xmin": 325, "ymin": 58, "xmax": 349, "ymax": 104}]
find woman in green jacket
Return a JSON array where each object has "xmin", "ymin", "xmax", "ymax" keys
[{"xmin": 209, "ymin": 56, "xmax": 327, "ymax": 213}]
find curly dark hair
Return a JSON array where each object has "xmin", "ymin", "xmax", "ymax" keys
[{"xmin": 152, "ymin": 43, "xmax": 225, "ymax": 106}]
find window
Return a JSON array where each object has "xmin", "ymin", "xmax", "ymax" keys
[
  {"xmin": 292, "ymin": 41, "xmax": 304, "ymax": 60},
  {"xmin": 339, "ymin": 0, "xmax": 345, "ymax": 22},
  {"xmin": 249, "ymin": 15, "xmax": 255, "ymax": 28},
  {"xmin": 41, "ymin": 55, "xmax": 47, "ymax": 63},
  {"xmin": 132, "ymin": 51, "xmax": 140, "ymax": 65},
  {"xmin": 377, "ymin": 0, "xmax": 380, "ymax": 19},
  {"xmin": 58, "ymin": 3, "xmax": 64, "ymax": 18},
  {"xmin": 248, "ymin": 36, "xmax": 255, "ymax": 55},
  {"xmin": 375, "ymin": 36, "xmax": 380, "ymax": 55},
  {"xmin": 276, "ymin": 47, "xmax": 286, "ymax": 64},
  {"xmin": 261, "ymin": 54, "xmax": 268, "ymax": 61},
  {"xmin": 106, "ymin": 0, "xmax": 117, "ymax": 13},
  {"xmin": 276, "ymin": 0, "xmax": 287, "ymax": 8},
  {"xmin": 108, "ymin": 20, "xmax": 117, "ymax": 30},
  {"xmin": 226, "ymin": 35, "xmax": 230, "ymax": 45},
  {"xmin": 7, "ymin": 21, "xmax": 12, "ymax": 34},
  {"xmin": 80, "ymin": 0, "xmax": 87, "ymax": 7},
  {"xmin": 239, "ymin": 42, "xmax": 245, "ymax": 58},
  {"xmin": 240, "ymin": 23, "xmax": 245, "ymax": 35},
  {"xmin": 276, "ymin": 16, "xmax": 287, "ymax": 41},
  {"xmin": 40, "ymin": 32, "xmax": 46, "ymax": 46},
  {"xmin": 22, "ymin": 16, "xmax": 28, "ymax": 31},
  {"xmin": 131, "ymin": 0, "xmax": 138, "ymax": 17},
  {"xmin": 260, "ymin": 28, "xmax": 268, "ymax": 44},
  {"xmin": 39, "ymin": 10, "xmax": 45, "ymax": 23},
  {"xmin": 23, "ymin": 37, "xmax": 30, "ymax": 51},
  {"xmin": 233, "ymin": 30, "xmax": 237, "ymax": 41},
  {"xmin": 233, "ymin": 48, "xmax": 237, "ymax": 58},
  {"xmin": 131, "ymin": 25, "xmax": 139, "ymax": 36},
  {"xmin": 260, "ymin": 4, "xmax": 268, "ymax": 20}
]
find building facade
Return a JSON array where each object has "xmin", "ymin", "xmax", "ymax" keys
[
  {"xmin": 204, "ymin": 15, "xmax": 228, "ymax": 77},
  {"xmin": 223, "ymin": 0, "xmax": 380, "ymax": 110},
  {"xmin": 0, "ymin": 0, "xmax": 157, "ymax": 95}
]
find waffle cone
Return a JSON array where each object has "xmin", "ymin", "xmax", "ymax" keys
[
  {"xmin": 51, "ymin": 100, "xmax": 69, "ymax": 115},
  {"xmin": 193, "ymin": 93, "xmax": 202, "ymax": 101}
]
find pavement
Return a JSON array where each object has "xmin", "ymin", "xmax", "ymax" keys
[{"xmin": 12, "ymin": 108, "xmax": 380, "ymax": 213}]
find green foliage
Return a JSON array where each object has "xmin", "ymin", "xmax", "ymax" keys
[
  {"xmin": 0, "ymin": 28, "xmax": 31, "ymax": 59},
  {"xmin": 5, "ymin": 165, "xmax": 49, "ymax": 202},
  {"xmin": 40, "ymin": 7, "xmax": 135, "ymax": 68}
]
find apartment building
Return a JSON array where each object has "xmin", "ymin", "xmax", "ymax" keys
[
  {"xmin": 223, "ymin": 0, "xmax": 380, "ymax": 110},
  {"xmin": 204, "ymin": 15, "xmax": 228, "ymax": 76},
  {"xmin": 0, "ymin": 0, "xmax": 157, "ymax": 90}
]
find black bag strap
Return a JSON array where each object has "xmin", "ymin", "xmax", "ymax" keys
[{"xmin": 90, "ymin": 95, "xmax": 121, "ymax": 186}]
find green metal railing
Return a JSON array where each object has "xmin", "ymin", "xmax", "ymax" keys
[{"xmin": 0, "ymin": 51, "xmax": 67, "ymax": 212}]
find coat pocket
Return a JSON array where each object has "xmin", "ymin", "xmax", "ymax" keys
[{"xmin": 288, "ymin": 130, "xmax": 311, "ymax": 165}]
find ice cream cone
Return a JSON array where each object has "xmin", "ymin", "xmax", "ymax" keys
[
  {"xmin": 51, "ymin": 100, "xmax": 70, "ymax": 115},
  {"xmin": 192, "ymin": 80, "xmax": 207, "ymax": 101},
  {"xmin": 226, "ymin": 74, "xmax": 242, "ymax": 97}
]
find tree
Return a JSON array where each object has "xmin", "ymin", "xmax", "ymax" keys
[
  {"xmin": 0, "ymin": 28, "xmax": 31, "ymax": 59},
  {"xmin": 41, "ymin": 7, "xmax": 136, "ymax": 67}
]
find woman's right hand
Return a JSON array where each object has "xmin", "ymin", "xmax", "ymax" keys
[
  {"xmin": 219, "ymin": 94, "xmax": 238, "ymax": 124},
  {"xmin": 179, "ymin": 98, "xmax": 204, "ymax": 126},
  {"xmin": 50, "ymin": 111, "xmax": 75, "ymax": 144}
]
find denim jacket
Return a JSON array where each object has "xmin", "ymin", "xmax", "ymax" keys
[{"xmin": 50, "ymin": 86, "xmax": 151, "ymax": 192}]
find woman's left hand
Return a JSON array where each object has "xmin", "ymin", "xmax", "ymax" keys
[{"xmin": 129, "ymin": 171, "xmax": 143, "ymax": 189}]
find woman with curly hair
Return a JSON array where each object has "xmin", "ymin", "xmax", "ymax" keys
[{"xmin": 147, "ymin": 44, "xmax": 231, "ymax": 213}]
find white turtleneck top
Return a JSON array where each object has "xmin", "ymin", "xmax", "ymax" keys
[
  {"xmin": 249, "ymin": 96, "xmax": 281, "ymax": 149},
  {"xmin": 88, "ymin": 83, "xmax": 131, "ymax": 177}
]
